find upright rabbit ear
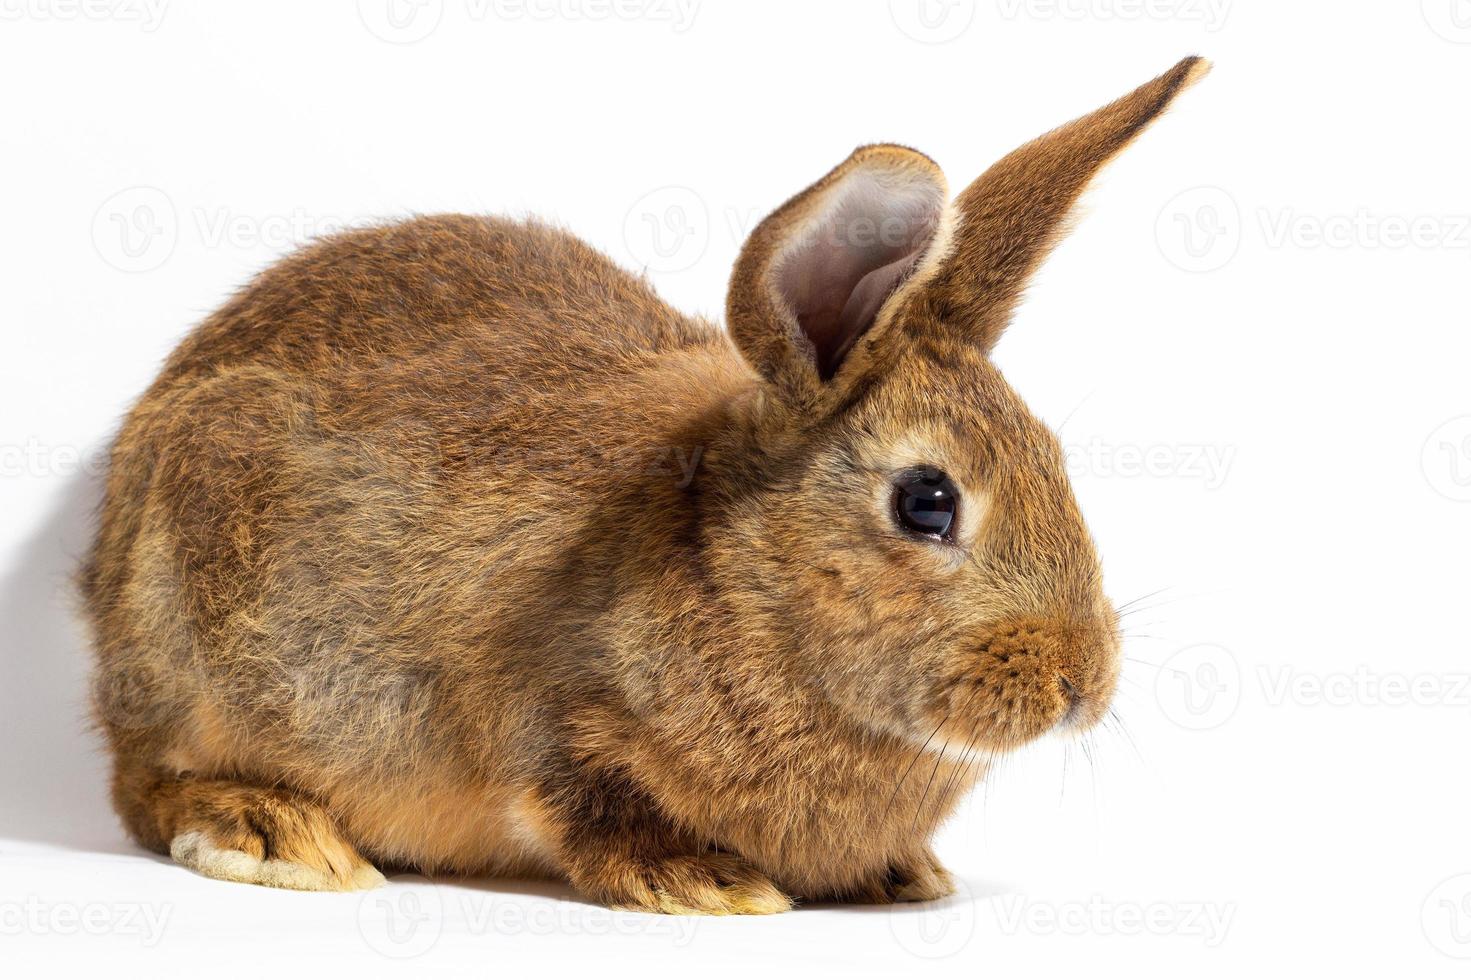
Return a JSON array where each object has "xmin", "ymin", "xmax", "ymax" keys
[
  {"xmin": 726, "ymin": 144, "xmax": 947, "ymax": 409},
  {"xmin": 896, "ymin": 56, "xmax": 1210, "ymax": 354}
]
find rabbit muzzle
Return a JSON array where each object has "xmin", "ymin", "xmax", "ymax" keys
[{"xmin": 934, "ymin": 614, "xmax": 1121, "ymax": 751}]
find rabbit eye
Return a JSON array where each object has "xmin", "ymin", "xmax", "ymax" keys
[{"xmin": 892, "ymin": 468, "xmax": 957, "ymax": 541}]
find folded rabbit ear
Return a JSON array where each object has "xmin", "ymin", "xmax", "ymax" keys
[
  {"xmin": 897, "ymin": 56, "xmax": 1210, "ymax": 354},
  {"xmin": 726, "ymin": 144, "xmax": 947, "ymax": 408}
]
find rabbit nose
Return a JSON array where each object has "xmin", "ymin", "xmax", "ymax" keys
[
  {"xmin": 1058, "ymin": 674, "xmax": 1079, "ymax": 706},
  {"xmin": 1057, "ymin": 674, "xmax": 1084, "ymax": 725}
]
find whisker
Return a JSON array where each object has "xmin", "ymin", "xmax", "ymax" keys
[
  {"xmin": 1084, "ymin": 731, "xmax": 1101, "ymax": 810},
  {"xmin": 907, "ymin": 681, "xmax": 991, "ymax": 825},
  {"xmin": 906, "ymin": 681, "xmax": 990, "ymax": 829},
  {"xmin": 935, "ymin": 736, "xmax": 980, "ymax": 810},
  {"xmin": 1054, "ymin": 391, "xmax": 1093, "ymax": 439},
  {"xmin": 880, "ymin": 713, "xmax": 948, "ymax": 822},
  {"xmin": 934, "ymin": 713, "xmax": 991, "ymax": 808},
  {"xmin": 1114, "ymin": 587, "xmax": 1171, "ymax": 614},
  {"xmin": 1116, "ymin": 588, "xmax": 1222, "ymax": 620},
  {"xmin": 1105, "ymin": 707, "xmax": 1144, "ymax": 764},
  {"xmin": 911, "ymin": 739, "xmax": 950, "ymax": 833},
  {"xmin": 954, "ymin": 736, "xmax": 996, "ymax": 805}
]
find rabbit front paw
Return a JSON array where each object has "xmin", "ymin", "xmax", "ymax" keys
[
  {"xmin": 577, "ymin": 852, "xmax": 792, "ymax": 915},
  {"xmin": 885, "ymin": 853, "xmax": 956, "ymax": 903},
  {"xmin": 837, "ymin": 850, "xmax": 956, "ymax": 904}
]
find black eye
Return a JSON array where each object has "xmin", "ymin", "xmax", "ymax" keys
[{"xmin": 892, "ymin": 468, "xmax": 958, "ymax": 540}]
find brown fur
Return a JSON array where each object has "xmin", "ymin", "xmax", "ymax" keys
[{"xmin": 81, "ymin": 58, "xmax": 1206, "ymax": 912}]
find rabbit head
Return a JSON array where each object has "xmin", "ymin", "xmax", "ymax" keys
[{"xmin": 711, "ymin": 57, "xmax": 1207, "ymax": 756}]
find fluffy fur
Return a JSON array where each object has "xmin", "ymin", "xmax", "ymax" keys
[{"xmin": 81, "ymin": 58, "xmax": 1206, "ymax": 912}]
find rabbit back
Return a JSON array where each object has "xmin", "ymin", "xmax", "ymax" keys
[{"xmin": 83, "ymin": 215, "xmax": 740, "ymax": 873}]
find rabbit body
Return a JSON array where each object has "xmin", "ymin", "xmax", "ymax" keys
[{"xmin": 85, "ymin": 216, "xmax": 953, "ymax": 907}]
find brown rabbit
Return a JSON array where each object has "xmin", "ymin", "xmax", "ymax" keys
[{"xmin": 81, "ymin": 57, "xmax": 1207, "ymax": 913}]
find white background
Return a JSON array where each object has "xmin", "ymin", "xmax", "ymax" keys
[{"xmin": 3, "ymin": 1, "xmax": 1469, "ymax": 975}]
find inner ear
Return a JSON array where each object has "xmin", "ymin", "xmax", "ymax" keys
[{"xmin": 773, "ymin": 169, "xmax": 943, "ymax": 380}]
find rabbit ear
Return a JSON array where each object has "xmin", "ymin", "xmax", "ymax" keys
[
  {"xmin": 726, "ymin": 144, "xmax": 947, "ymax": 407},
  {"xmin": 896, "ymin": 56, "xmax": 1210, "ymax": 354}
]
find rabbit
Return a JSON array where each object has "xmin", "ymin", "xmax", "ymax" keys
[{"xmin": 81, "ymin": 56, "xmax": 1207, "ymax": 913}]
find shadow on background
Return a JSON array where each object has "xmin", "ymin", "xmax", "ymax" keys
[{"xmin": 0, "ymin": 466, "xmax": 139, "ymax": 854}]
